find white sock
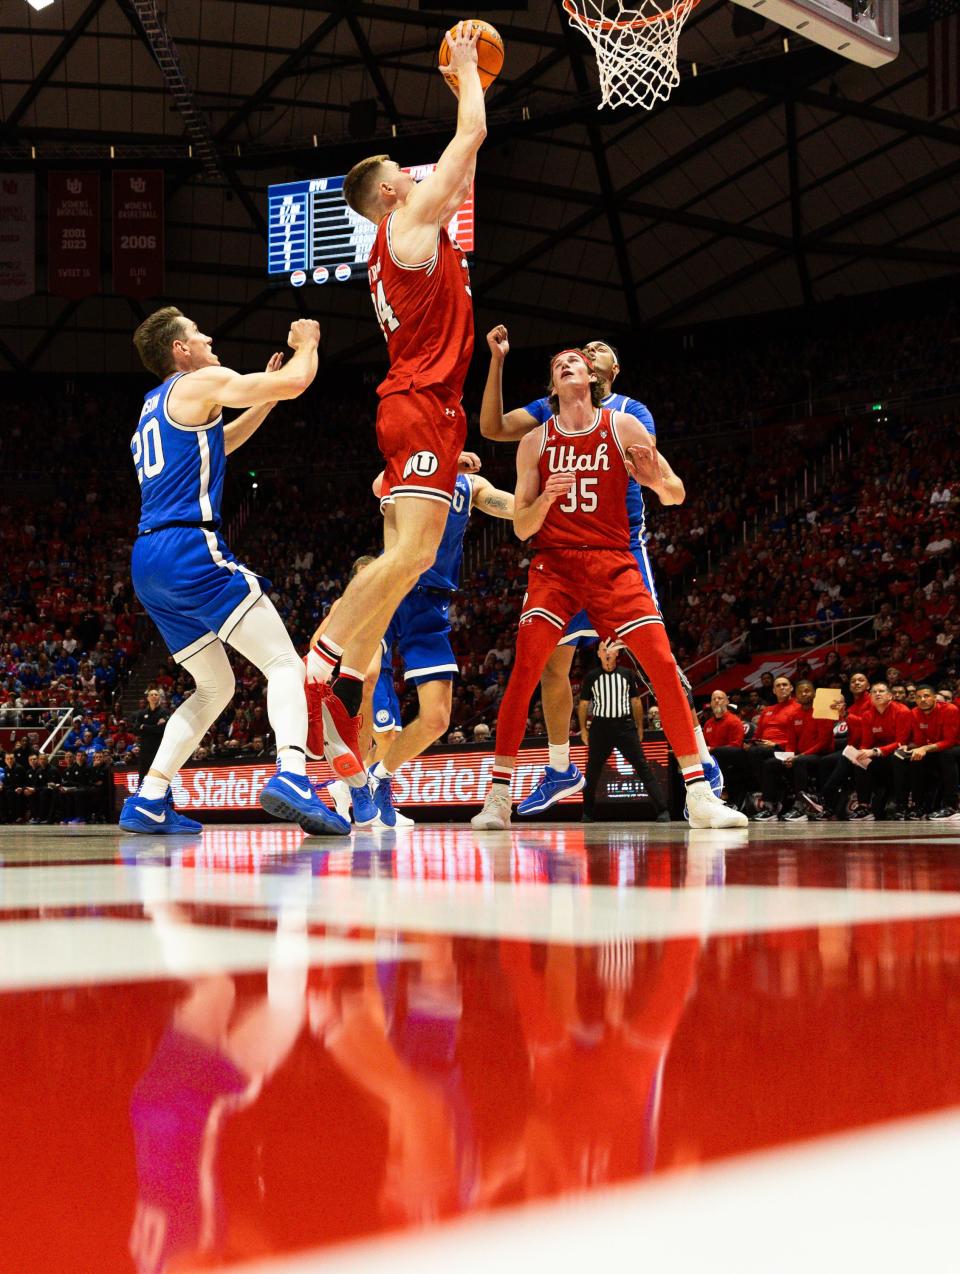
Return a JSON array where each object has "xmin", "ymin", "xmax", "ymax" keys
[
  {"xmin": 277, "ymin": 746, "xmax": 307, "ymax": 777},
  {"xmin": 694, "ymin": 724, "xmax": 712, "ymax": 766},
  {"xmin": 139, "ymin": 775, "xmax": 169, "ymax": 801},
  {"xmin": 549, "ymin": 742, "xmax": 571, "ymax": 771},
  {"xmin": 371, "ymin": 761, "xmax": 393, "ymax": 782}
]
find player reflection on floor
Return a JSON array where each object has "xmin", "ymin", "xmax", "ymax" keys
[
  {"xmin": 310, "ymin": 905, "xmax": 703, "ymax": 1220},
  {"xmin": 128, "ymin": 895, "xmax": 311, "ymax": 1272}
]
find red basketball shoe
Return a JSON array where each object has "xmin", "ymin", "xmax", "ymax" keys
[{"xmin": 318, "ymin": 683, "xmax": 366, "ymax": 787}]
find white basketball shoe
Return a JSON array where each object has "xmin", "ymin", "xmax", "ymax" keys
[
  {"xmin": 686, "ymin": 782, "xmax": 749, "ymax": 830},
  {"xmin": 471, "ymin": 785, "xmax": 512, "ymax": 831}
]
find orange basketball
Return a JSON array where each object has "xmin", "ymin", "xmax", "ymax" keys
[{"xmin": 438, "ymin": 19, "xmax": 505, "ymax": 92}]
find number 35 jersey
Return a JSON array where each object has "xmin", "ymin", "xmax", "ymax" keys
[
  {"xmin": 132, "ymin": 372, "xmax": 225, "ymax": 534},
  {"xmin": 533, "ymin": 407, "xmax": 632, "ymax": 553},
  {"xmin": 368, "ymin": 211, "xmax": 474, "ymax": 399}
]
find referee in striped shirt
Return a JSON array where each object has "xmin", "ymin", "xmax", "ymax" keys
[{"xmin": 578, "ymin": 640, "xmax": 670, "ymax": 822}]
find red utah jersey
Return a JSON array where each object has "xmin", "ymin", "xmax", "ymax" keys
[
  {"xmin": 368, "ymin": 212, "xmax": 474, "ymax": 398},
  {"xmin": 908, "ymin": 701, "xmax": 960, "ymax": 750},
  {"xmin": 755, "ymin": 698, "xmax": 805, "ymax": 749},
  {"xmin": 703, "ymin": 711, "xmax": 746, "ymax": 749},
  {"xmin": 850, "ymin": 700, "xmax": 912, "ymax": 754},
  {"xmin": 534, "ymin": 408, "xmax": 631, "ymax": 552}
]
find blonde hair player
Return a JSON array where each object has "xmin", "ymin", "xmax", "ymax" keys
[
  {"xmin": 304, "ymin": 22, "xmax": 489, "ymax": 803},
  {"xmin": 480, "ymin": 325, "xmax": 725, "ymax": 817},
  {"xmin": 472, "ymin": 348, "xmax": 747, "ymax": 831}
]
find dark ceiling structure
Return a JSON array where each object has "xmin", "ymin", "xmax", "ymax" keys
[{"xmin": 0, "ymin": 0, "xmax": 957, "ymax": 372}]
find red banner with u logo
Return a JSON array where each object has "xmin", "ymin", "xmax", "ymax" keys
[
  {"xmin": 47, "ymin": 172, "xmax": 100, "ymax": 299},
  {"xmin": 112, "ymin": 170, "xmax": 164, "ymax": 297}
]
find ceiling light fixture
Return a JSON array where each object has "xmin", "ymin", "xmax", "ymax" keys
[{"xmin": 27, "ymin": 0, "xmax": 58, "ymax": 11}]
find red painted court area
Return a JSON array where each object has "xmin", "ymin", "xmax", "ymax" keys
[{"xmin": 2, "ymin": 822, "xmax": 959, "ymax": 1272}]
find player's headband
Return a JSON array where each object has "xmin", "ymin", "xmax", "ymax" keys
[{"xmin": 550, "ymin": 349, "xmax": 595, "ymax": 373}]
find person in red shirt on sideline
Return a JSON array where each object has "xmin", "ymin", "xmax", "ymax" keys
[
  {"xmin": 891, "ymin": 685, "xmax": 960, "ymax": 820},
  {"xmin": 701, "ymin": 689, "xmax": 748, "ymax": 806},
  {"xmin": 755, "ymin": 680, "xmax": 838, "ymax": 823},
  {"xmin": 844, "ymin": 682, "xmax": 913, "ymax": 821},
  {"xmin": 742, "ymin": 675, "xmax": 804, "ymax": 807},
  {"xmin": 815, "ymin": 671, "xmax": 872, "ymax": 819}
]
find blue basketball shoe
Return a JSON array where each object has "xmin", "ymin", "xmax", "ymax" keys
[
  {"xmin": 350, "ymin": 781, "xmax": 380, "ymax": 828},
  {"xmin": 517, "ymin": 764, "xmax": 585, "ymax": 816},
  {"xmin": 371, "ymin": 773, "xmax": 397, "ymax": 828},
  {"xmin": 683, "ymin": 754, "xmax": 725, "ymax": 821},
  {"xmin": 120, "ymin": 790, "xmax": 202, "ymax": 834},
  {"xmin": 259, "ymin": 769, "xmax": 350, "ymax": 836},
  {"xmin": 164, "ymin": 790, "xmax": 202, "ymax": 833}
]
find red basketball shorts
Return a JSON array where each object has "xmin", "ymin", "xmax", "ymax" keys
[
  {"xmin": 520, "ymin": 549, "xmax": 662, "ymax": 640},
  {"xmin": 376, "ymin": 383, "xmax": 467, "ymax": 509}
]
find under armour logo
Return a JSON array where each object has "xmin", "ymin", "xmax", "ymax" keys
[
  {"xmin": 600, "ymin": 429, "xmax": 607, "ymax": 439},
  {"xmin": 444, "ymin": 407, "xmax": 457, "ymax": 419}
]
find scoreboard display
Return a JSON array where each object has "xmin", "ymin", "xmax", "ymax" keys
[{"xmin": 267, "ymin": 163, "xmax": 475, "ymax": 287}]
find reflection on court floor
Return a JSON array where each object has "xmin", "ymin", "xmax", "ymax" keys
[{"xmin": 1, "ymin": 821, "xmax": 958, "ymax": 1272}]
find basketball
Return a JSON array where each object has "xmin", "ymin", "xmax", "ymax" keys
[{"xmin": 438, "ymin": 19, "xmax": 505, "ymax": 92}]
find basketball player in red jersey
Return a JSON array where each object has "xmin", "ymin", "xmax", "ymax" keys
[
  {"xmin": 304, "ymin": 22, "xmax": 485, "ymax": 787},
  {"xmin": 473, "ymin": 350, "xmax": 748, "ymax": 831}
]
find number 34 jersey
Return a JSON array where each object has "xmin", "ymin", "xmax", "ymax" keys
[
  {"xmin": 368, "ymin": 210, "xmax": 474, "ymax": 399},
  {"xmin": 533, "ymin": 407, "xmax": 633, "ymax": 553}
]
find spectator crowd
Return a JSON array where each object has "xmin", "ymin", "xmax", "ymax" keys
[{"xmin": 0, "ymin": 299, "xmax": 957, "ymax": 822}]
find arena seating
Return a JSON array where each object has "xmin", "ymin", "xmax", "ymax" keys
[{"xmin": 1, "ymin": 309, "xmax": 958, "ymax": 822}]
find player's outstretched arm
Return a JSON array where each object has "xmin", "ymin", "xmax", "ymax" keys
[
  {"xmin": 174, "ymin": 319, "xmax": 320, "ymax": 420},
  {"xmin": 470, "ymin": 475, "xmax": 515, "ymax": 520},
  {"xmin": 479, "ymin": 325, "xmax": 540, "ymax": 442},
  {"xmin": 402, "ymin": 23, "xmax": 486, "ymax": 230},
  {"xmin": 616, "ymin": 412, "xmax": 685, "ymax": 505},
  {"xmin": 223, "ymin": 352, "xmax": 285, "ymax": 454},
  {"xmin": 513, "ymin": 430, "xmax": 574, "ymax": 540}
]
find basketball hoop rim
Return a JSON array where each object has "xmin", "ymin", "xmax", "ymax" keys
[{"xmin": 562, "ymin": 0, "xmax": 701, "ymax": 31}]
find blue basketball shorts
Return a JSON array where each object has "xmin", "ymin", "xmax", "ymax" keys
[
  {"xmin": 393, "ymin": 587, "xmax": 458, "ymax": 687},
  {"xmin": 131, "ymin": 526, "xmax": 269, "ymax": 663},
  {"xmin": 557, "ymin": 541, "xmax": 659, "ymax": 647}
]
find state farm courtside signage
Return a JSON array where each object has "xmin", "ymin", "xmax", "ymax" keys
[
  {"xmin": 47, "ymin": 172, "xmax": 100, "ymax": 299},
  {"xmin": 112, "ymin": 171, "xmax": 164, "ymax": 298},
  {"xmin": 0, "ymin": 174, "xmax": 35, "ymax": 301},
  {"xmin": 115, "ymin": 739, "xmax": 671, "ymax": 813}
]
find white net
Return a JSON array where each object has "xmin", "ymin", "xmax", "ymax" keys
[{"xmin": 562, "ymin": 0, "xmax": 701, "ymax": 111}]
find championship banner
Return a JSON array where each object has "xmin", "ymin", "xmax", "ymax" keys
[
  {"xmin": 115, "ymin": 737, "xmax": 672, "ymax": 816},
  {"xmin": 47, "ymin": 172, "xmax": 100, "ymax": 299},
  {"xmin": 0, "ymin": 174, "xmax": 35, "ymax": 301},
  {"xmin": 112, "ymin": 170, "xmax": 164, "ymax": 297}
]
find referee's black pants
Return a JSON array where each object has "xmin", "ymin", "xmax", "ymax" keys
[{"xmin": 584, "ymin": 718, "xmax": 667, "ymax": 818}]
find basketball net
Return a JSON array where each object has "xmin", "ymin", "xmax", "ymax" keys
[{"xmin": 562, "ymin": 0, "xmax": 700, "ymax": 110}]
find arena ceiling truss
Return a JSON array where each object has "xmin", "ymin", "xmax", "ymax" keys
[{"xmin": 0, "ymin": 0, "xmax": 957, "ymax": 372}]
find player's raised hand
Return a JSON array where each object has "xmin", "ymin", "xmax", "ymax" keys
[
  {"xmin": 487, "ymin": 325, "xmax": 510, "ymax": 361},
  {"xmin": 287, "ymin": 318, "xmax": 320, "ymax": 350},
  {"xmin": 265, "ymin": 352, "xmax": 284, "ymax": 373},
  {"xmin": 541, "ymin": 471, "xmax": 576, "ymax": 505},
  {"xmin": 625, "ymin": 443, "xmax": 660, "ymax": 486},
  {"xmin": 445, "ymin": 20, "xmax": 481, "ymax": 72},
  {"xmin": 457, "ymin": 451, "xmax": 482, "ymax": 474}
]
